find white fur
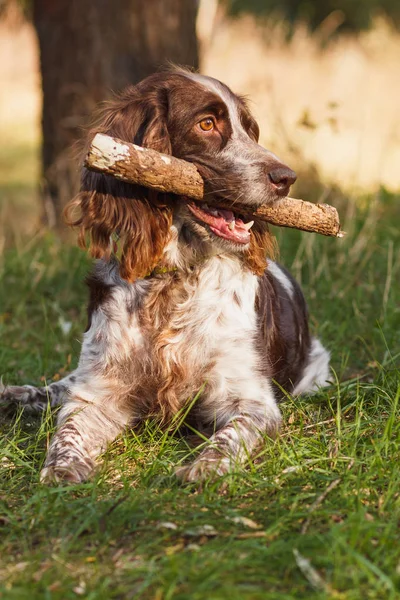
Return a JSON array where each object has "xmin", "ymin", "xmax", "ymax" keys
[
  {"xmin": 292, "ymin": 338, "xmax": 331, "ymax": 396},
  {"xmin": 267, "ymin": 261, "xmax": 294, "ymax": 298},
  {"xmin": 161, "ymin": 255, "xmax": 281, "ymax": 429}
]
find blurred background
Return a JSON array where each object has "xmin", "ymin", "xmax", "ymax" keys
[{"xmin": 1, "ymin": 0, "xmax": 400, "ymax": 242}]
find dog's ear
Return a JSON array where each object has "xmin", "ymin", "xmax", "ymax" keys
[
  {"xmin": 99, "ymin": 84, "xmax": 172, "ymax": 154},
  {"xmin": 243, "ymin": 221, "xmax": 277, "ymax": 276},
  {"xmin": 64, "ymin": 83, "xmax": 173, "ymax": 282}
]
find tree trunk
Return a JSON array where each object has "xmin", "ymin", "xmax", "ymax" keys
[{"xmin": 33, "ymin": 0, "xmax": 199, "ymax": 227}]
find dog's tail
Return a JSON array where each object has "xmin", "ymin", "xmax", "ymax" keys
[{"xmin": 0, "ymin": 374, "xmax": 73, "ymax": 414}]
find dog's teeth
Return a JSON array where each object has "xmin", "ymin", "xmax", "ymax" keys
[
  {"xmin": 228, "ymin": 221, "xmax": 236, "ymax": 231},
  {"xmin": 243, "ymin": 220, "xmax": 254, "ymax": 230}
]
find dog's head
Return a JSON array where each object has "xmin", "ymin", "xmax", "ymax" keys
[{"xmin": 66, "ymin": 69, "xmax": 296, "ymax": 281}]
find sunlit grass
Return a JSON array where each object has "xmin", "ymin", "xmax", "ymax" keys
[{"xmin": 1, "ymin": 368, "xmax": 399, "ymax": 598}]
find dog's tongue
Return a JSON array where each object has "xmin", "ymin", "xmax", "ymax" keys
[
  {"xmin": 209, "ymin": 216, "xmax": 251, "ymax": 244},
  {"xmin": 187, "ymin": 202, "xmax": 253, "ymax": 244}
]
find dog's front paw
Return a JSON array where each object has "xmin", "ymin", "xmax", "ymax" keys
[
  {"xmin": 176, "ymin": 455, "xmax": 231, "ymax": 485},
  {"xmin": 40, "ymin": 457, "xmax": 96, "ymax": 485}
]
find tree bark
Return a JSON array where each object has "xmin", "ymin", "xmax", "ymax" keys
[{"xmin": 33, "ymin": 0, "xmax": 199, "ymax": 227}]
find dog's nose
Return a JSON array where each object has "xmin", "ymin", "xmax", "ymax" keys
[{"xmin": 269, "ymin": 166, "xmax": 297, "ymax": 196}]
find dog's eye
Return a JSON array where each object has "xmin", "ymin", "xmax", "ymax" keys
[{"xmin": 199, "ymin": 118, "xmax": 214, "ymax": 132}]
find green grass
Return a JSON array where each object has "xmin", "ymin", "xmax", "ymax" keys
[
  {"xmin": 0, "ymin": 188, "xmax": 399, "ymax": 599},
  {"xmin": 0, "ymin": 136, "xmax": 41, "ymax": 244}
]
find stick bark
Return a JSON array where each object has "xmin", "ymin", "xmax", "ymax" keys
[{"xmin": 85, "ymin": 133, "xmax": 344, "ymax": 238}]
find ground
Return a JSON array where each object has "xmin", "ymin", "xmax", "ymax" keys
[{"xmin": 1, "ymin": 188, "xmax": 399, "ymax": 599}]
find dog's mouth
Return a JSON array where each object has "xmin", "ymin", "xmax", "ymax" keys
[{"xmin": 187, "ymin": 202, "xmax": 254, "ymax": 245}]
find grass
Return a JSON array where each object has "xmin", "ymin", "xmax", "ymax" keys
[{"xmin": 1, "ymin": 188, "xmax": 399, "ymax": 599}]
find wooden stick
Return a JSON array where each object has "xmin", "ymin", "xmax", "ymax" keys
[{"xmin": 85, "ymin": 133, "xmax": 344, "ymax": 238}]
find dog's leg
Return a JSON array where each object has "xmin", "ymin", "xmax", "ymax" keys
[
  {"xmin": 177, "ymin": 392, "xmax": 281, "ymax": 483},
  {"xmin": 39, "ymin": 275, "xmax": 146, "ymax": 483},
  {"xmin": 0, "ymin": 373, "xmax": 75, "ymax": 414},
  {"xmin": 40, "ymin": 392, "xmax": 132, "ymax": 484}
]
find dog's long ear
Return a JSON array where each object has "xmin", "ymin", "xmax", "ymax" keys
[{"xmin": 64, "ymin": 82, "xmax": 173, "ymax": 282}]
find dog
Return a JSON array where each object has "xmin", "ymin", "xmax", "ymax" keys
[{"xmin": 1, "ymin": 69, "xmax": 330, "ymax": 484}]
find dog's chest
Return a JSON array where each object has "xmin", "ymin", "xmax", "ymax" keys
[{"xmin": 140, "ymin": 258, "xmax": 260, "ymax": 391}]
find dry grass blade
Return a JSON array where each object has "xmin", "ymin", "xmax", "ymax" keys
[
  {"xmin": 293, "ymin": 548, "xmax": 329, "ymax": 592},
  {"xmin": 301, "ymin": 478, "xmax": 341, "ymax": 535}
]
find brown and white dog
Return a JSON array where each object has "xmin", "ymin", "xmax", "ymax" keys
[{"xmin": 1, "ymin": 69, "xmax": 330, "ymax": 484}]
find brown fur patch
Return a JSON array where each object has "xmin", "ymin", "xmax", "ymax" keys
[
  {"xmin": 63, "ymin": 79, "xmax": 176, "ymax": 282},
  {"xmin": 243, "ymin": 222, "xmax": 278, "ymax": 276},
  {"xmin": 256, "ymin": 268, "xmax": 310, "ymax": 396},
  {"xmin": 64, "ymin": 190, "xmax": 172, "ymax": 282},
  {"xmin": 139, "ymin": 274, "xmax": 196, "ymax": 423}
]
